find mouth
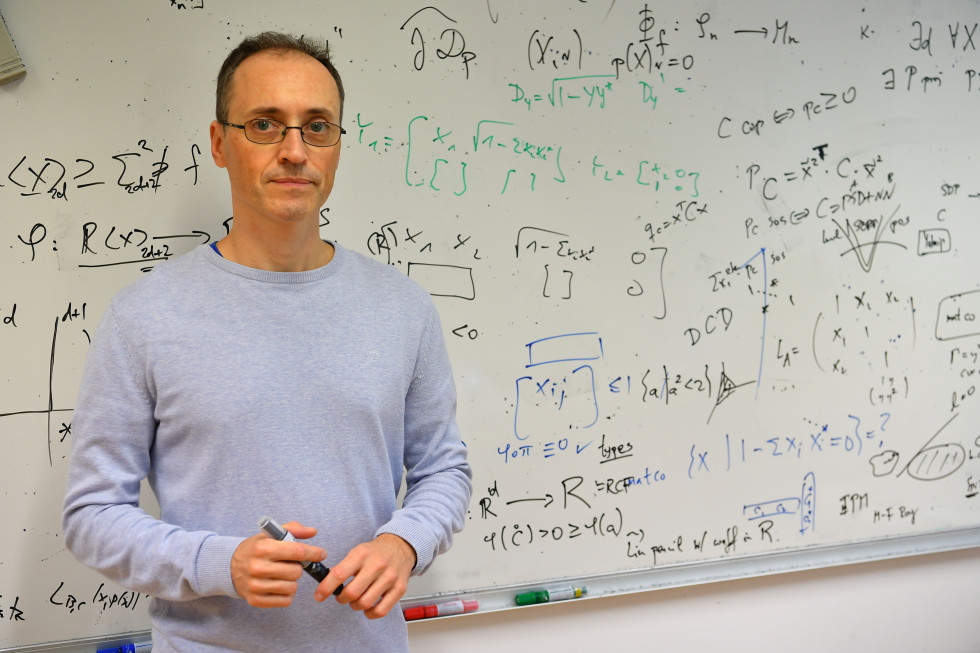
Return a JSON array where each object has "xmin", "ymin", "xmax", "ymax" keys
[{"xmin": 270, "ymin": 177, "xmax": 314, "ymax": 188}]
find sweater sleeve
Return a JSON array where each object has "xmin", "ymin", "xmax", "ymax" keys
[
  {"xmin": 61, "ymin": 303, "xmax": 243, "ymax": 601},
  {"xmin": 375, "ymin": 304, "xmax": 473, "ymax": 574}
]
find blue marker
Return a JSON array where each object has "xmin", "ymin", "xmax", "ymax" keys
[{"xmin": 96, "ymin": 640, "xmax": 151, "ymax": 653}]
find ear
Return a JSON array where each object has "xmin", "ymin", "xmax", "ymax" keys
[{"xmin": 210, "ymin": 120, "xmax": 227, "ymax": 169}]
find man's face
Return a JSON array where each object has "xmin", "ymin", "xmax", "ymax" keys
[{"xmin": 210, "ymin": 50, "xmax": 342, "ymax": 228}]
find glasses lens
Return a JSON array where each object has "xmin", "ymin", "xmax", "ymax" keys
[
  {"xmin": 303, "ymin": 121, "xmax": 339, "ymax": 147},
  {"xmin": 240, "ymin": 119, "xmax": 341, "ymax": 146},
  {"xmin": 245, "ymin": 119, "xmax": 284, "ymax": 144}
]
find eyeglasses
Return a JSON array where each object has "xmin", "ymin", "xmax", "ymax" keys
[{"xmin": 220, "ymin": 118, "xmax": 345, "ymax": 147}]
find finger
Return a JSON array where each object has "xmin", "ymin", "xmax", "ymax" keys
[
  {"xmin": 281, "ymin": 521, "xmax": 318, "ymax": 540},
  {"xmin": 321, "ymin": 540, "xmax": 381, "ymax": 604},
  {"xmin": 364, "ymin": 591, "xmax": 403, "ymax": 620},
  {"xmin": 344, "ymin": 570, "xmax": 384, "ymax": 611},
  {"xmin": 250, "ymin": 556, "xmax": 306, "ymax": 581},
  {"xmin": 243, "ymin": 584, "xmax": 299, "ymax": 609},
  {"xmin": 350, "ymin": 567, "xmax": 406, "ymax": 615},
  {"xmin": 259, "ymin": 522, "xmax": 327, "ymax": 565},
  {"xmin": 233, "ymin": 537, "xmax": 299, "ymax": 590},
  {"xmin": 232, "ymin": 533, "xmax": 325, "ymax": 608},
  {"xmin": 249, "ymin": 594, "xmax": 295, "ymax": 609},
  {"xmin": 314, "ymin": 565, "xmax": 351, "ymax": 602},
  {"xmin": 241, "ymin": 576, "xmax": 301, "ymax": 600},
  {"xmin": 328, "ymin": 551, "xmax": 378, "ymax": 606},
  {"xmin": 334, "ymin": 556, "xmax": 403, "ymax": 614},
  {"xmin": 316, "ymin": 537, "xmax": 413, "ymax": 606},
  {"xmin": 359, "ymin": 566, "xmax": 408, "ymax": 619},
  {"xmin": 256, "ymin": 537, "xmax": 327, "ymax": 566},
  {"xmin": 236, "ymin": 568, "xmax": 303, "ymax": 608}
]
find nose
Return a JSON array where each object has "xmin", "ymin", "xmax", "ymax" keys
[{"xmin": 276, "ymin": 126, "xmax": 309, "ymax": 164}]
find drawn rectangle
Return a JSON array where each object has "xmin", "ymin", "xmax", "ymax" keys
[
  {"xmin": 743, "ymin": 497, "xmax": 801, "ymax": 521},
  {"xmin": 917, "ymin": 229, "xmax": 951, "ymax": 255},
  {"xmin": 407, "ymin": 263, "xmax": 475, "ymax": 300},
  {"xmin": 525, "ymin": 332, "xmax": 602, "ymax": 368},
  {"xmin": 935, "ymin": 290, "xmax": 980, "ymax": 341}
]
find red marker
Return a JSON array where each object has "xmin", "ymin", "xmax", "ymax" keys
[{"xmin": 403, "ymin": 599, "xmax": 479, "ymax": 621}]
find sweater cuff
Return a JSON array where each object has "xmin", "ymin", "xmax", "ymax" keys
[
  {"xmin": 195, "ymin": 534, "xmax": 245, "ymax": 598},
  {"xmin": 376, "ymin": 518, "xmax": 437, "ymax": 574}
]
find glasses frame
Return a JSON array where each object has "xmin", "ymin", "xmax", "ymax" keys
[{"xmin": 220, "ymin": 118, "xmax": 346, "ymax": 147}]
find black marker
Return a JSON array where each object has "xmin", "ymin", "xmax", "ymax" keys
[{"xmin": 257, "ymin": 516, "xmax": 344, "ymax": 596}]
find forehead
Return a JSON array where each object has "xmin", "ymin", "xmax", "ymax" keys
[{"xmin": 228, "ymin": 49, "xmax": 340, "ymax": 117}]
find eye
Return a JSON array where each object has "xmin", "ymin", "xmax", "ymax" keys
[
  {"xmin": 307, "ymin": 121, "xmax": 328, "ymax": 133},
  {"xmin": 252, "ymin": 119, "xmax": 275, "ymax": 131}
]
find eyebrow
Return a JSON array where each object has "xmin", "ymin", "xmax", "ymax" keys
[{"xmin": 245, "ymin": 106, "xmax": 339, "ymax": 122}]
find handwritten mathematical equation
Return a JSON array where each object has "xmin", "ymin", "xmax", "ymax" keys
[
  {"xmin": 0, "ymin": 594, "xmax": 26, "ymax": 623},
  {"xmin": 355, "ymin": 112, "xmax": 705, "ymax": 199},
  {"xmin": 474, "ymin": 470, "xmax": 816, "ymax": 563},
  {"xmin": 14, "ymin": 219, "xmax": 216, "ymax": 270},
  {"xmin": 882, "ymin": 19, "xmax": 980, "ymax": 93},
  {"xmin": 687, "ymin": 417, "xmax": 890, "ymax": 480},
  {"xmin": 510, "ymin": 357, "xmax": 777, "ymax": 447},
  {"xmin": 2, "ymin": 140, "xmax": 203, "ymax": 202},
  {"xmin": 481, "ymin": 508, "xmax": 624, "ymax": 553},
  {"xmin": 486, "ymin": 516, "xmax": 792, "ymax": 565},
  {"xmin": 0, "ymin": 577, "xmax": 148, "ymax": 625},
  {"xmin": 718, "ymin": 86, "xmax": 857, "ymax": 140}
]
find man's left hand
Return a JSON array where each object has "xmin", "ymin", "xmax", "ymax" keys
[{"xmin": 314, "ymin": 533, "xmax": 417, "ymax": 619}]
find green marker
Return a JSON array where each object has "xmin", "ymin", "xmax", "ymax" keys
[{"xmin": 515, "ymin": 586, "xmax": 587, "ymax": 606}]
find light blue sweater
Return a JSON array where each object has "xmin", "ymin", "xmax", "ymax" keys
[{"xmin": 62, "ymin": 243, "xmax": 472, "ymax": 652}]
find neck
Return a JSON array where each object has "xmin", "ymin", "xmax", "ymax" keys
[{"xmin": 217, "ymin": 218, "xmax": 334, "ymax": 272}]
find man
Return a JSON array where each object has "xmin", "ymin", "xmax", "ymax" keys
[{"xmin": 62, "ymin": 32, "xmax": 472, "ymax": 652}]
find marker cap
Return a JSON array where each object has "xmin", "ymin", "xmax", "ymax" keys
[{"xmin": 515, "ymin": 590, "xmax": 549, "ymax": 606}]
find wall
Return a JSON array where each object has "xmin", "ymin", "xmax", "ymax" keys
[{"xmin": 408, "ymin": 548, "xmax": 980, "ymax": 652}]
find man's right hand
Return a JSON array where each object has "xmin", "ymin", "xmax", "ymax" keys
[{"xmin": 231, "ymin": 521, "xmax": 327, "ymax": 607}]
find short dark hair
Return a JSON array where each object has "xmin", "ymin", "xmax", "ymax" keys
[{"xmin": 215, "ymin": 31, "xmax": 345, "ymax": 124}]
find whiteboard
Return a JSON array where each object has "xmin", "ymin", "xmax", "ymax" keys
[{"xmin": 2, "ymin": 0, "xmax": 980, "ymax": 650}]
